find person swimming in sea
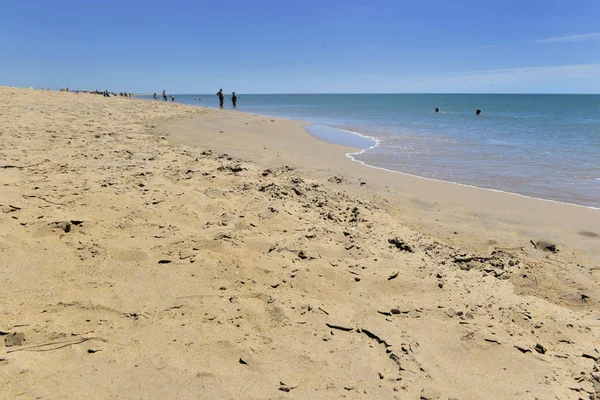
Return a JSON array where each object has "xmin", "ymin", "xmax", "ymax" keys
[
  {"xmin": 476, "ymin": 109, "xmax": 482, "ymax": 115},
  {"xmin": 216, "ymin": 89, "xmax": 224, "ymax": 108},
  {"xmin": 232, "ymin": 92, "xmax": 238, "ymax": 108},
  {"xmin": 435, "ymin": 107, "xmax": 440, "ymax": 113}
]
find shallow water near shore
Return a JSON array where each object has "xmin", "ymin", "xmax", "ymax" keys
[
  {"xmin": 142, "ymin": 93, "xmax": 600, "ymax": 208},
  {"xmin": 304, "ymin": 124, "xmax": 377, "ymax": 149}
]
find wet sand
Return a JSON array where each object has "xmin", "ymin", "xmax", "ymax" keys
[{"xmin": 1, "ymin": 87, "xmax": 599, "ymax": 399}]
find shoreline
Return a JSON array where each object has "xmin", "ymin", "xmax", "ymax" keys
[
  {"xmin": 142, "ymin": 96, "xmax": 600, "ymax": 209},
  {"xmin": 319, "ymin": 123, "xmax": 600, "ymax": 211},
  {"xmin": 344, "ymin": 144, "xmax": 600, "ymax": 211},
  {"xmin": 3, "ymin": 87, "xmax": 599, "ymax": 399},
  {"xmin": 289, "ymin": 122, "xmax": 600, "ymax": 210},
  {"xmin": 307, "ymin": 122, "xmax": 600, "ymax": 211}
]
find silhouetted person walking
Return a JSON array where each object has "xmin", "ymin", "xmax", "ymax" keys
[
  {"xmin": 216, "ymin": 89, "xmax": 224, "ymax": 108},
  {"xmin": 232, "ymin": 92, "xmax": 238, "ymax": 108}
]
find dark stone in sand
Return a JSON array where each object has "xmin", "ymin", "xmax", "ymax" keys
[
  {"xmin": 531, "ymin": 240, "xmax": 558, "ymax": 253},
  {"xmin": 388, "ymin": 237, "xmax": 414, "ymax": 253},
  {"xmin": 158, "ymin": 259, "xmax": 172, "ymax": 264},
  {"xmin": 278, "ymin": 382, "xmax": 298, "ymax": 392},
  {"xmin": 582, "ymin": 352, "xmax": 599, "ymax": 361},
  {"xmin": 218, "ymin": 164, "xmax": 244, "ymax": 173},
  {"xmin": 534, "ymin": 343, "xmax": 547, "ymax": 354},
  {"xmin": 50, "ymin": 221, "xmax": 71, "ymax": 233},
  {"xmin": 5, "ymin": 332, "xmax": 25, "ymax": 347},
  {"xmin": 389, "ymin": 353, "xmax": 402, "ymax": 368}
]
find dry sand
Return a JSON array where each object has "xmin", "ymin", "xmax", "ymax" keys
[{"xmin": 1, "ymin": 87, "xmax": 599, "ymax": 399}]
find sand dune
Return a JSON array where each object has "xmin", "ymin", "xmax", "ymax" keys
[{"xmin": 1, "ymin": 87, "xmax": 599, "ymax": 399}]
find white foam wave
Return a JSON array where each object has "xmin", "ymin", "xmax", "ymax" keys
[{"xmin": 344, "ymin": 148, "xmax": 600, "ymax": 210}]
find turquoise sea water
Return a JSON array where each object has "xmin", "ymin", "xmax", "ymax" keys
[{"xmin": 142, "ymin": 94, "xmax": 600, "ymax": 208}]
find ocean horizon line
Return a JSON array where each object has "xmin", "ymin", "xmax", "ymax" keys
[
  {"xmin": 158, "ymin": 92, "xmax": 600, "ymax": 96},
  {"xmin": 3, "ymin": 87, "xmax": 599, "ymax": 96}
]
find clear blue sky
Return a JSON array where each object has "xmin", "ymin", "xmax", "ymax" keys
[{"xmin": 1, "ymin": 0, "xmax": 600, "ymax": 93}]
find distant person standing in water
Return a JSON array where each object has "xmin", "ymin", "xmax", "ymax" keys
[
  {"xmin": 435, "ymin": 107, "xmax": 440, "ymax": 113},
  {"xmin": 216, "ymin": 89, "xmax": 224, "ymax": 108},
  {"xmin": 476, "ymin": 109, "xmax": 482, "ymax": 116},
  {"xmin": 153, "ymin": 93, "xmax": 157, "ymax": 99},
  {"xmin": 162, "ymin": 90, "xmax": 167, "ymax": 101},
  {"xmin": 232, "ymin": 92, "xmax": 238, "ymax": 108}
]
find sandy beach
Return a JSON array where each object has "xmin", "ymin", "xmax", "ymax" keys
[{"xmin": 1, "ymin": 87, "xmax": 599, "ymax": 399}]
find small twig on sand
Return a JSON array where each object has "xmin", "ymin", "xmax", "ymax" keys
[
  {"xmin": 494, "ymin": 246, "xmax": 525, "ymax": 251},
  {"xmin": 22, "ymin": 195, "xmax": 64, "ymax": 206},
  {"xmin": 0, "ymin": 161, "xmax": 48, "ymax": 169},
  {"xmin": 326, "ymin": 323, "xmax": 353, "ymax": 332},
  {"xmin": 6, "ymin": 337, "xmax": 104, "ymax": 353},
  {"xmin": 318, "ymin": 307, "xmax": 329, "ymax": 315}
]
